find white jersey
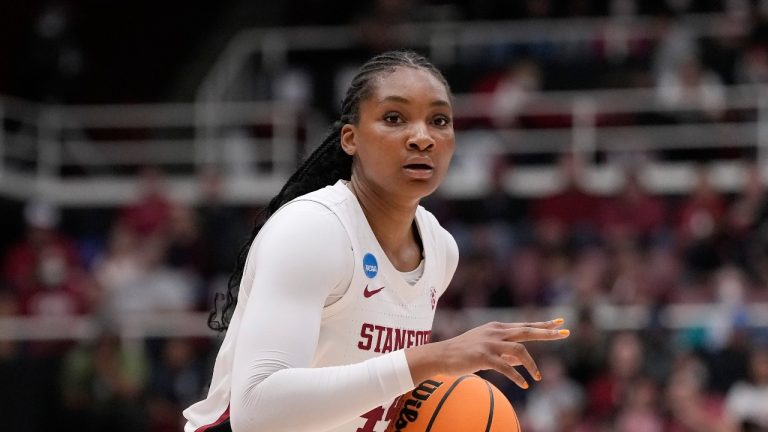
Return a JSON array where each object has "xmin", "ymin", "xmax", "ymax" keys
[{"xmin": 184, "ymin": 180, "xmax": 459, "ymax": 432}]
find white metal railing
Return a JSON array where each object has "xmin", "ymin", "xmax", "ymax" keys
[
  {"xmin": 1, "ymin": 303, "xmax": 766, "ymax": 342},
  {"xmin": 197, "ymin": 14, "xmax": 743, "ymax": 105},
  {"xmin": 2, "ymin": 84, "xmax": 768, "ymax": 204}
]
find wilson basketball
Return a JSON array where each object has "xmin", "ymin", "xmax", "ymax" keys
[{"xmin": 385, "ymin": 374, "xmax": 521, "ymax": 432}]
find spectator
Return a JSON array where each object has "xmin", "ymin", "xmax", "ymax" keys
[
  {"xmin": 147, "ymin": 338, "xmax": 205, "ymax": 432},
  {"xmin": 734, "ymin": 23, "xmax": 768, "ymax": 85},
  {"xmin": 531, "ymin": 152, "xmax": 603, "ymax": 250},
  {"xmin": 599, "ymin": 171, "xmax": 667, "ymax": 246},
  {"xmin": 586, "ymin": 331, "xmax": 645, "ymax": 421},
  {"xmin": 92, "ymin": 225, "xmax": 143, "ymax": 315},
  {"xmin": 118, "ymin": 167, "xmax": 175, "ymax": 238},
  {"xmin": 60, "ymin": 330, "xmax": 148, "ymax": 432},
  {"xmin": 103, "ymin": 234, "xmax": 200, "ymax": 316},
  {"xmin": 676, "ymin": 167, "xmax": 727, "ymax": 279},
  {"xmin": 2, "ymin": 201, "xmax": 90, "ymax": 316},
  {"xmin": 664, "ymin": 351, "xmax": 734, "ymax": 432},
  {"xmin": 656, "ymin": 56, "xmax": 726, "ymax": 122},
  {"xmin": 197, "ymin": 167, "xmax": 249, "ymax": 281},
  {"xmin": 166, "ymin": 205, "xmax": 208, "ymax": 274},
  {"xmin": 614, "ymin": 377, "xmax": 664, "ymax": 432},
  {"xmin": 524, "ymin": 353, "xmax": 585, "ymax": 432},
  {"xmin": 724, "ymin": 346, "xmax": 768, "ymax": 430},
  {"xmin": 471, "ymin": 58, "xmax": 542, "ymax": 129}
]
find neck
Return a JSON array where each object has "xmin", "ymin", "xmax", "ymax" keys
[{"xmin": 348, "ymin": 176, "xmax": 422, "ymax": 268}]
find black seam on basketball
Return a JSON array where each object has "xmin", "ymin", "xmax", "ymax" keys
[
  {"xmin": 424, "ymin": 375, "xmax": 473, "ymax": 432},
  {"xmin": 484, "ymin": 380, "xmax": 494, "ymax": 432}
]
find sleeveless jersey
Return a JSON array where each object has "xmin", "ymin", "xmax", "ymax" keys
[{"xmin": 184, "ymin": 180, "xmax": 456, "ymax": 432}]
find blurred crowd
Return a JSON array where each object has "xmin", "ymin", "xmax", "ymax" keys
[
  {"xmin": 0, "ymin": 155, "xmax": 767, "ymax": 431},
  {"xmin": 3, "ymin": 1, "xmax": 768, "ymax": 431}
]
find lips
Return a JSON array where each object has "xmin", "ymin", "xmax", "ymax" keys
[
  {"xmin": 403, "ymin": 162, "xmax": 434, "ymax": 179},
  {"xmin": 403, "ymin": 163, "xmax": 433, "ymax": 170}
]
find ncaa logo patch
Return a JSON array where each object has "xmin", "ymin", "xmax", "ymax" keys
[{"xmin": 363, "ymin": 253, "xmax": 378, "ymax": 279}]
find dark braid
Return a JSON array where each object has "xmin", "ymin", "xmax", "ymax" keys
[{"xmin": 208, "ymin": 49, "xmax": 452, "ymax": 331}]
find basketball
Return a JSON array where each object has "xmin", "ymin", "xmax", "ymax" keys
[{"xmin": 385, "ymin": 374, "xmax": 521, "ymax": 432}]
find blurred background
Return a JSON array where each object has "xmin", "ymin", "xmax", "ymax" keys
[{"xmin": 2, "ymin": 0, "xmax": 768, "ymax": 431}]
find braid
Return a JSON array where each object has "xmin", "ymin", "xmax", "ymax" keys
[{"xmin": 208, "ymin": 49, "xmax": 452, "ymax": 331}]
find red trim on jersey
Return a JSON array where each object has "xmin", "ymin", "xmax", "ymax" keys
[{"xmin": 195, "ymin": 406, "xmax": 230, "ymax": 432}]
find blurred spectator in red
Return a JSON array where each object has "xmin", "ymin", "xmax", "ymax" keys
[
  {"xmin": 614, "ymin": 377, "xmax": 664, "ymax": 432},
  {"xmin": 664, "ymin": 352, "xmax": 733, "ymax": 432},
  {"xmin": 1, "ymin": 201, "xmax": 90, "ymax": 316},
  {"xmin": 532, "ymin": 152, "xmax": 603, "ymax": 249},
  {"xmin": 676, "ymin": 167, "xmax": 727, "ymax": 276},
  {"xmin": 355, "ymin": 0, "xmax": 414, "ymax": 54},
  {"xmin": 118, "ymin": 166, "xmax": 175, "ymax": 237},
  {"xmin": 492, "ymin": 245, "xmax": 546, "ymax": 306},
  {"xmin": 607, "ymin": 243, "xmax": 651, "ymax": 305},
  {"xmin": 586, "ymin": 331, "xmax": 645, "ymax": 421},
  {"xmin": 60, "ymin": 329, "xmax": 148, "ymax": 432},
  {"xmin": 735, "ymin": 22, "xmax": 768, "ymax": 85},
  {"xmin": 599, "ymin": 171, "xmax": 667, "ymax": 246},
  {"xmin": 724, "ymin": 346, "xmax": 768, "ymax": 430},
  {"xmin": 166, "ymin": 205, "xmax": 208, "ymax": 275},
  {"xmin": 471, "ymin": 58, "xmax": 542, "ymax": 129},
  {"xmin": 723, "ymin": 164, "xmax": 768, "ymax": 283}
]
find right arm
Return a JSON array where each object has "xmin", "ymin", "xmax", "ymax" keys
[{"xmin": 229, "ymin": 202, "xmax": 415, "ymax": 432}]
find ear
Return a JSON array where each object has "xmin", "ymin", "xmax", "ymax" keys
[{"xmin": 340, "ymin": 124, "xmax": 357, "ymax": 156}]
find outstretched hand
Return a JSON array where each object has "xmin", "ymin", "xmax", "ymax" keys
[{"xmin": 405, "ymin": 319, "xmax": 570, "ymax": 389}]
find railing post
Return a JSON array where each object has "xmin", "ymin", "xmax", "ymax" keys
[
  {"xmin": 271, "ymin": 104, "xmax": 297, "ymax": 175},
  {"xmin": 37, "ymin": 108, "xmax": 62, "ymax": 194},
  {"xmin": 262, "ymin": 32, "xmax": 287, "ymax": 71},
  {"xmin": 0, "ymin": 102, "xmax": 5, "ymax": 179},
  {"xmin": 758, "ymin": 85, "xmax": 768, "ymax": 170},
  {"xmin": 572, "ymin": 96, "xmax": 597, "ymax": 165}
]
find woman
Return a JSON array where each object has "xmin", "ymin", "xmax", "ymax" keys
[{"xmin": 183, "ymin": 50, "xmax": 570, "ymax": 432}]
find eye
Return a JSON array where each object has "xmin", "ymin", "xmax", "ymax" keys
[
  {"xmin": 433, "ymin": 115, "xmax": 452, "ymax": 127},
  {"xmin": 383, "ymin": 112, "xmax": 404, "ymax": 124}
]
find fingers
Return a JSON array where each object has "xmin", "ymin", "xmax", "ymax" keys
[
  {"xmin": 503, "ymin": 318, "xmax": 566, "ymax": 329},
  {"xmin": 500, "ymin": 326, "xmax": 571, "ymax": 343},
  {"xmin": 487, "ymin": 354, "xmax": 530, "ymax": 389},
  {"xmin": 493, "ymin": 342, "xmax": 541, "ymax": 383}
]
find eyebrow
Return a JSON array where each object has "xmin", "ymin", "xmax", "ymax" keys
[{"xmin": 379, "ymin": 95, "xmax": 451, "ymax": 108}]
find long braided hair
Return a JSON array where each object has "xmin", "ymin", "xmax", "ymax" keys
[{"xmin": 208, "ymin": 49, "xmax": 452, "ymax": 331}]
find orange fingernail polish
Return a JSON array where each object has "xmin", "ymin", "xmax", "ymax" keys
[
  {"xmin": 559, "ymin": 329, "xmax": 570, "ymax": 336},
  {"xmin": 522, "ymin": 382, "xmax": 529, "ymax": 389},
  {"xmin": 554, "ymin": 318, "xmax": 565, "ymax": 325},
  {"xmin": 535, "ymin": 371, "xmax": 542, "ymax": 380}
]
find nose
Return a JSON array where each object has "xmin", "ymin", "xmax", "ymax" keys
[{"xmin": 407, "ymin": 122, "xmax": 435, "ymax": 152}]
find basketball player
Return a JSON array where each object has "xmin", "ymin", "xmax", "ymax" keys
[{"xmin": 183, "ymin": 50, "xmax": 570, "ymax": 432}]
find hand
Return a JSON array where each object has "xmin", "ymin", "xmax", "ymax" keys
[{"xmin": 405, "ymin": 319, "xmax": 569, "ymax": 389}]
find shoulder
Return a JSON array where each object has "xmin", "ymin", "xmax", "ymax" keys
[
  {"xmin": 291, "ymin": 180, "xmax": 352, "ymax": 209},
  {"xmin": 262, "ymin": 200, "xmax": 348, "ymax": 246},
  {"xmin": 245, "ymin": 199, "xmax": 353, "ymax": 292}
]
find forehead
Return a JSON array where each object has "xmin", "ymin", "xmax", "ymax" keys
[{"xmin": 368, "ymin": 67, "xmax": 451, "ymax": 105}]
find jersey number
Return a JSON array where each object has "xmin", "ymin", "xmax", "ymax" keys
[{"xmin": 357, "ymin": 403, "xmax": 398, "ymax": 432}]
